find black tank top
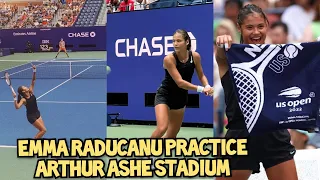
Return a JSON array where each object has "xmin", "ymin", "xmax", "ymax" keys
[
  {"xmin": 160, "ymin": 51, "xmax": 195, "ymax": 93},
  {"xmin": 221, "ymin": 71, "xmax": 246, "ymax": 129},
  {"xmin": 25, "ymin": 94, "xmax": 39, "ymax": 115}
]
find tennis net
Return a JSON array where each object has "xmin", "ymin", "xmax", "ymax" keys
[{"xmin": 0, "ymin": 59, "xmax": 106, "ymax": 79}]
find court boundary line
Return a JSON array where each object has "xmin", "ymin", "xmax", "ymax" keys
[
  {"xmin": 36, "ymin": 65, "xmax": 93, "ymax": 100},
  {"xmin": 0, "ymin": 145, "xmax": 17, "ymax": 148},
  {"xmin": 0, "ymin": 60, "xmax": 37, "ymax": 74},
  {"xmin": 0, "ymin": 100, "xmax": 105, "ymax": 104},
  {"xmin": 0, "ymin": 59, "xmax": 55, "ymax": 78}
]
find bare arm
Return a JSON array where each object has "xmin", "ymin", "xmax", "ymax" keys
[
  {"xmin": 29, "ymin": 65, "xmax": 36, "ymax": 94},
  {"xmin": 164, "ymin": 55, "xmax": 202, "ymax": 92},
  {"xmin": 14, "ymin": 98, "xmax": 26, "ymax": 109},
  {"xmin": 215, "ymin": 35, "xmax": 233, "ymax": 78},
  {"xmin": 193, "ymin": 52, "xmax": 210, "ymax": 87}
]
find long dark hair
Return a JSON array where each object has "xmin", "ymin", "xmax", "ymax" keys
[
  {"xmin": 17, "ymin": 86, "xmax": 24, "ymax": 104},
  {"xmin": 237, "ymin": 4, "xmax": 269, "ymax": 44},
  {"xmin": 174, "ymin": 29, "xmax": 191, "ymax": 50}
]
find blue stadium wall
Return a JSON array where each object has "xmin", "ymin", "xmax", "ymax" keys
[
  {"xmin": 0, "ymin": 26, "xmax": 106, "ymax": 52},
  {"xmin": 106, "ymin": 4, "xmax": 214, "ymax": 125}
]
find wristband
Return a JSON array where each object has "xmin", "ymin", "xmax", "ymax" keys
[
  {"xmin": 14, "ymin": 97, "xmax": 17, "ymax": 101},
  {"xmin": 33, "ymin": 69, "xmax": 36, "ymax": 73},
  {"xmin": 197, "ymin": 86, "xmax": 204, "ymax": 93},
  {"xmin": 205, "ymin": 85, "xmax": 211, "ymax": 88}
]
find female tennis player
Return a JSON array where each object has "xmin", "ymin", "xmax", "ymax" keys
[
  {"xmin": 55, "ymin": 38, "xmax": 69, "ymax": 58},
  {"xmin": 215, "ymin": 4, "xmax": 298, "ymax": 180},
  {"xmin": 151, "ymin": 29, "xmax": 213, "ymax": 140},
  {"xmin": 12, "ymin": 65, "xmax": 47, "ymax": 139}
]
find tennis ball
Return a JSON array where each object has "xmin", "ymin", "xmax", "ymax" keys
[
  {"xmin": 106, "ymin": 66, "xmax": 111, "ymax": 75},
  {"xmin": 284, "ymin": 45, "xmax": 298, "ymax": 59}
]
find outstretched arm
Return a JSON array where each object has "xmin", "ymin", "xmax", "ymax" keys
[
  {"xmin": 193, "ymin": 52, "xmax": 210, "ymax": 88},
  {"xmin": 29, "ymin": 65, "xmax": 36, "ymax": 94},
  {"xmin": 164, "ymin": 55, "xmax": 204, "ymax": 93}
]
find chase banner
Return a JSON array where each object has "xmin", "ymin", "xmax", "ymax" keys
[
  {"xmin": 0, "ymin": 27, "xmax": 106, "ymax": 52},
  {"xmin": 226, "ymin": 43, "xmax": 320, "ymax": 134}
]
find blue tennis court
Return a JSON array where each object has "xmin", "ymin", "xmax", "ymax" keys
[{"xmin": 0, "ymin": 58, "xmax": 106, "ymax": 146}]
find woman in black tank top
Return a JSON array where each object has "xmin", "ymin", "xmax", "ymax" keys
[
  {"xmin": 215, "ymin": 4, "xmax": 298, "ymax": 180},
  {"xmin": 12, "ymin": 65, "xmax": 47, "ymax": 139},
  {"xmin": 151, "ymin": 29, "xmax": 213, "ymax": 140}
]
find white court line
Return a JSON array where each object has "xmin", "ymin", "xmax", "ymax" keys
[
  {"xmin": 0, "ymin": 59, "xmax": 54, "ymax": 78},
  {"xmin": 0, "ymin": 60, "xmax": 37, "ymax": 78},
  {"xmin": 0, "ymin": 100, "xmax": 105, "ymax": 104},
  {"xmin": 0, "ymin": 145, "xmax": 17, "ymax": 148},
  {"xmin": 36, "ymin": 65, "xmax": 93, "ymax": 100}
]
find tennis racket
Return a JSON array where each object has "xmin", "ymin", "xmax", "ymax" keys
[
  {"xmin": 230, "ymin": 45, "xmax": 282, "ymax": 133},
  {"xmin": 4, "ymin": 72, "xmax": 15, "ymax": 93}
]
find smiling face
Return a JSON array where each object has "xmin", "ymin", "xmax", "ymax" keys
[{"xmin": 238, "ymin": 12, "xmax": 268, "ymax": 44}]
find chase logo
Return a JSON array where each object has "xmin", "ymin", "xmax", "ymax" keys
[
  {"xmin": 68, "ymin": 32, "xmax": 96, "ymax": 38},
  {"xmin": 278, "ymin": 87, "xmax": 302, "ymax": 98},
  {"xmin": 188, "ymin": 32, "xmax": 196, "ymax": 52},
  {"xmin": 115, "ymin": 32, "xmax": 197, "ymax": 57},
  {"xmin": 89, "ymin": 32, "xmax": 96, "ymax": 37}
]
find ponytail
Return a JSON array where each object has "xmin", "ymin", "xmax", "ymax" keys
[
  {"xmin": 240, "ymin": 34, "xmax": 243, "ymax": 44},
  {"xmin": 186, "ymin": 36, "xmax": 191, "ymax": 51},
  {"xmin": 17, "ymin": 86, "xmax": 23, "ymax": 103},
  {"xmin": 17, "ymin": 94, "xmax": 22, "ymax": 104}
]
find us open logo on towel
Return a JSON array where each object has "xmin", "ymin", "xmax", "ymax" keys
[
  {"xmin": 227, "ymin": 42, "xmax": 320, "ymax": 133},
  {"xmin": 229, "ymin": 43, "xmax": 305, "ymax": 133},
  {"xmin": 276, "ymin": 87, "xmax": 315, "ymax": 113}
]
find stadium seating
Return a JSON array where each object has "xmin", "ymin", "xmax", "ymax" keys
[{"xmin": 74, "ymin": 0, "xmax": 103, "ymax": 27}]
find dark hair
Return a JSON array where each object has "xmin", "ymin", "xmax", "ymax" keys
[
  {"xmin": 309, "ymin": 0, "xmax": 316, "ymax": 6},
  {"xmin": 17, "ymin": 86, "xmax": 24, "ymax": 104},
  {"xmin": 225, "ymin": 0, "xmax": 243, "ymax": 10},
  {"xmin": 174, "ymin": 29, "xmax": 191, "ymax": 51},
  {"xmin": 270, "ymin": 21, "xmax": 288, "ymax": 34},
  {"xmin": 237, "ymin": 4, "xmax": 269, "ymax": 43}
]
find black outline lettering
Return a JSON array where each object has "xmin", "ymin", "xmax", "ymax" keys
[
  {"xmin": 197, "ymin": 137, "xmax": 213, "ymax": 157},
  {"xmin": 68, "ymin": 159, "xmax": 106, "ymax": 178},
  {"xmin": 153, "ymin": 158, "xmax": 167, "ymax": 178},
  {"xmin": 17, "ymin": 138, "xmax": 69, "ymax": 158},
  {"xmin": 115, "ymin": 138, "xmax": 129, "ymax": 157},
  {"xmin": 34, "ymin": 159, "xmax": 106, "ymax": 178},
  {"xmin": 106, "ymin": 158, "xmax": 120, "ymax": 178},
  {"xmin": 33, "ymin": 159, "xmax": 51, "ymax": 178},
  {"xmin": 69, "ymin": 138, "xmax": 83, "ymax": 157},
  {"xmin": 195, "ymin": 158, "xmax": 231, "ymax": 177},
  {"xmin": 17, "ymin": 138, "xmax": 32, "ymax": 158},
  {"xmin": 105, "ymin": 158, "xmax": 153, "ymax": 178},
  {"xmin": 235, "ymin": 138, "xmax": 248, "ymax": 156}
]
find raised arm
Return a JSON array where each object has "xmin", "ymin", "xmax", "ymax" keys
[
  {"xmin": 215, "ymin": 35, "xmax": 233, "ymax": 78},
  {"xmin": 13, "ymin": 92, "xmax": 26, "ymax": 109},
  {"xmin": 29, "ymin": 65, "xmax": 36, "ymax": 94}
]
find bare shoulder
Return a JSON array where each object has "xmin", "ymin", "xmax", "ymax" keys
[
  {"xmin": 191, "ymin": 51, "xmax": 201, "ymax": 65},
  {"xmin": 163, "ymin": 54, "xmax": 175, "ymax": 63},
  {"xmin": 163, "ymin": 54, "xmax": 176, "ymax": 69},
  {"xmin": 191, "ymin": 51, "xmax": 201, "ymax": 58},
  {"xmin": 164, "ymin": 53, "xmax": 175, "ymax": 61}
]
